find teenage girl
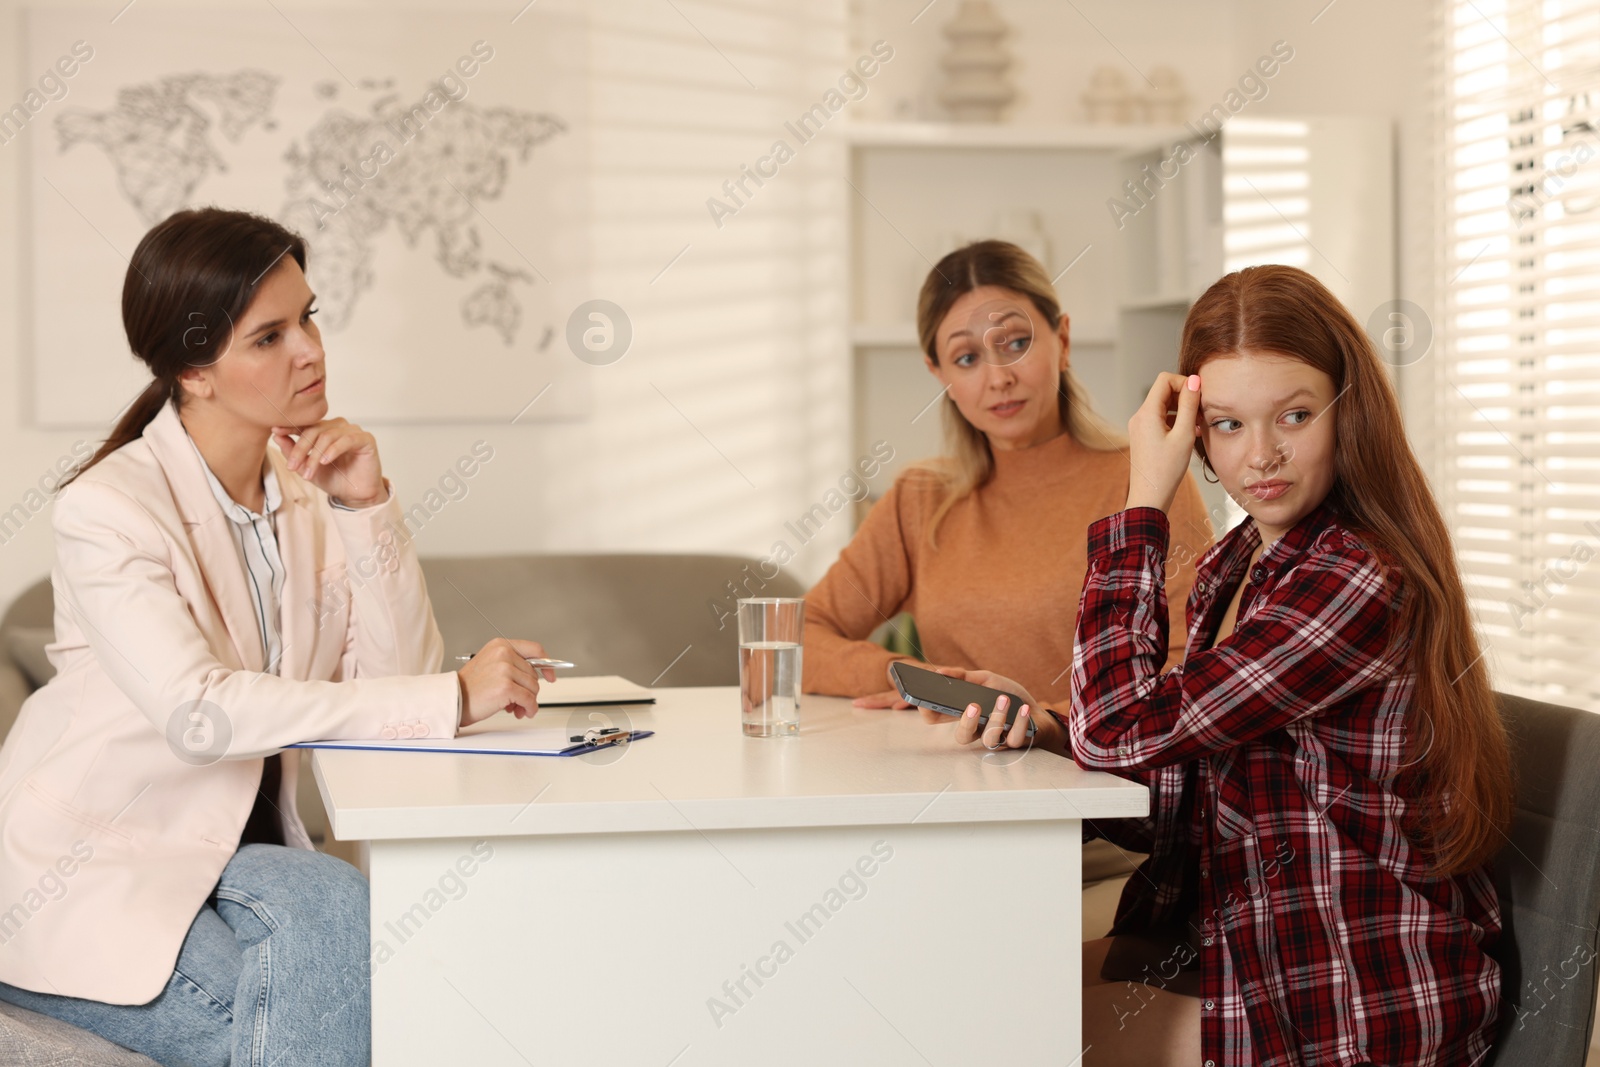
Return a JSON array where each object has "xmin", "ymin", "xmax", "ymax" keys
[{"xmin": 931, "ymin": 264, "xmax": 1512, "ymax": 1066}]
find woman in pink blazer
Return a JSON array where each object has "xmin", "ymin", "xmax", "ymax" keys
[{"xmin": 0, "ymin": 207, "xmax": 552, "ymax": 1066}]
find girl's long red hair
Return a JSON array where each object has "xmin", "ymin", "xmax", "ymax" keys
[{"xmin": 1181, "ymin": 265, "xmax": 1512, "ymax": 877}]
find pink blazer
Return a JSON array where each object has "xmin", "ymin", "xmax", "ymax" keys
[{"xmin": 0, "ymin": 399, "xmax": 460, "ymax": 1004}]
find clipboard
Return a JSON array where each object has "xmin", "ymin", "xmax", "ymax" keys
[{"xmin": 289, "ymin": 726, "xmax": 655, "ymax": 757}]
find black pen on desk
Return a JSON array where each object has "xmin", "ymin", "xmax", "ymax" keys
[{"xmin": 453, "ymin": 655, "xmax": 576, "ymax": 669}]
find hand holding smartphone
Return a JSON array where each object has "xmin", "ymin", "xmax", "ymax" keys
[{"xmin": 888, "ymin": 662, "xmax": 1036, "ymax": 737}]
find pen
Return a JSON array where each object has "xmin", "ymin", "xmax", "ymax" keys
[
  {"xmin": 454, "ymin": 655, "xmax": 576, "ymax": 669},
  {"xmin": 570, "ymin": 727, "xmax": 626, "ymax": 744}
]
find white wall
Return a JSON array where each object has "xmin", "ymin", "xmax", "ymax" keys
[
  {"xmin": 842, "ymin": 0, "xmax": 1427, "ymax": 516},
  {"xmin": 851, "ymin": 0, "xmax": 1245, "ymax": 127},
  {"xmin": 1225, "ymin": 0, "xmax": 1436, "ymax": 466},
  {"xmin": 848, "ymin": 0, "xmax": 1428, "ymax": 355},
  {"xmin": 0, "ymin": 0, "xmax": 1438, "ymax": 613},
  {"xmin": 0, "ymin": 0, "xmax": 853, "ymax": 613}
]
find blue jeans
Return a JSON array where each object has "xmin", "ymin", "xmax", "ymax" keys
[{"xmin": 0, "ymin": 844, "xmax": 370, "ymax": 1067}]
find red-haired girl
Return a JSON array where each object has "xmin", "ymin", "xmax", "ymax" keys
[{"xmin": 936, "ymin": 264, "xmax": 1512, "ymax": 1066}]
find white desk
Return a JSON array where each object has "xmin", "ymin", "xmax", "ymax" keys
[{"xmin": 313, "ymin": 687, "xmax": 1147, "ymax": 1066}]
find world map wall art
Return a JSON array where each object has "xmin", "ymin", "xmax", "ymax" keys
[{"xmin": 26, "ymin": 6, "xmax": 590, "ymax": 426}]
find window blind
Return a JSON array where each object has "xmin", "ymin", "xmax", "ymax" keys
[
  {"xmin": 1222, "ymin": 117, "xmax": 1312, "ymax": 275},
  {"xmin": 1438, "ymin": 0, "xmax": 1600, "ymax": 711},
  {"xmin": 582, "ymin": 0, "xmax": 852, "ymax": 580}
]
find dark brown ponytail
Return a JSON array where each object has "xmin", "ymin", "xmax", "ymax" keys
[{"xmin": 61, "ymin": 207, "xmax": 308, "ymax": 488}]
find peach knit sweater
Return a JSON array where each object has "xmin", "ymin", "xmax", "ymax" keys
[{"xmin": 802, "ymin": 431, "xmax": 1214, "ymax": 708}]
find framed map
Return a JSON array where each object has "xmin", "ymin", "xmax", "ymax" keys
[{"xmin": 26, "ymin": 5, "xmax": 589, "ymax": 426}]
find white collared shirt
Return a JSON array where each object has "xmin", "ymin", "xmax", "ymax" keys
[
  {"xmin": 188, "ymin": 434, "xmax": 286, "ymax": 674},
  {"xmin": 181, "ymin": 430, "xmax": 450, "ymax": 718}
]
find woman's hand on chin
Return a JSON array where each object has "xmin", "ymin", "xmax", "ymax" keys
[{"xmin": 272, "ymin": 418, "xmax": 385, "ymax": 506}]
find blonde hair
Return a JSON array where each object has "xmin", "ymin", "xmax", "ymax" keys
[{"xmin": 912, "ymin": 239, "xmax": 1125, "ymax": 546}]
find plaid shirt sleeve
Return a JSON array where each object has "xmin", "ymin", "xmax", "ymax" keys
[
  {"xmin": 1070, "ymin": 507, "xmax": 1502, "ymax": 1066},
  {"xmin": 1069, "ymin": 507, "xmax": 1403, "ymax": 771}
]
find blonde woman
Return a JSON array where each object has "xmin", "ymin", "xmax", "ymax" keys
[{"xmin": 803, "ymin": 240, "xmax": 1213, "ymax": 710}]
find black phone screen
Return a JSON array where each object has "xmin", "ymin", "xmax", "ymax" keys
[{"xmin": 888, "ymin": 663, "xmax": 1035, "ymax": 736}]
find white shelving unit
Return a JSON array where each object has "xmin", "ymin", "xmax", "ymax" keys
[
  {"xmin": 1110, "ymin": 132, "xmax": 1227, "ymax": 522},
  {"xmin": 846, "ymin": 120, "xmax": 1213, "ymax": 492},
  {"xmin": 846, "ymin": 116, "xmax": 1394, "ymax": 530},
  {"xmin": 846, "ymin": 121, "xmax": 1193, "ymax": 151},
  {"xmin": 850, "ymin": 321, "xmax": 1115, "ymax": 348}
]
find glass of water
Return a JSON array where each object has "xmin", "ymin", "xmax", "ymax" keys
[{"xmin": 737, "ymin": 598, "xmax": 803, "ymax": 737}]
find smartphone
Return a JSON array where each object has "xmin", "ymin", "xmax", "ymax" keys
[{"xmin": 889, "ymin": 663, "xmax": 1035, "ymax": 737}]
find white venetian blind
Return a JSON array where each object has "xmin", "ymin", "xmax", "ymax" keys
[
  {"xmin": 572, "ymin": 0, "xmax": 852, "ymax": 579},
  {"xmin": 1437, "ymin": 0, "xmax": 1600, "ymax": 711},
  {"xmin": 1222, "ymin": 118, "xmax": 1313, "ymax": 274}
]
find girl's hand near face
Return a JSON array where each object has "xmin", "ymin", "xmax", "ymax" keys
[
  {"xmin": 272, "ymin": 418, "xmax": 385, "ymax": 507},
  {"xmin": 1127, "ymin": 372, "xmax": 1202, "ymax": 514}
]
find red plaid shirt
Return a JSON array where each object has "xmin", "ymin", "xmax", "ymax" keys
[{"xmin": 1069, "ymin": 503, "xmax": 1501, "ymax": 1067}]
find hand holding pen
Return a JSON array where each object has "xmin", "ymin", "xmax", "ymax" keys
[
  {"xmin": 454, "ymin": 639, "xmax": 566, "ymax": 728},
  {"xmin": 454, "ymin": 655, "xmax": 575, "ymax": 669}
]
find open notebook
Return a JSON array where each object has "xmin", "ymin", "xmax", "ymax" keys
[
  {"xmin": 288, "ymin": 675, "xmax": 655, "ymax": 756},
  {"xmin": 535, "ymin": 674, "xmax": 654, "ymax": 707}
]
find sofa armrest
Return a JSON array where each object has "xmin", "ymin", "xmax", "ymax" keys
[{"xmin": 0, "ymin": 662, "xmax": 31, "ymax": 743}]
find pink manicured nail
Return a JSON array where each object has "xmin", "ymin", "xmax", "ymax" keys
[
  {"xmin": 1187, "ymin": 374, "xmax": 1200, "ymax": 391},
  {"xmin": 965, "ymin": 704, "xmax": 979, "ymax": 717}
]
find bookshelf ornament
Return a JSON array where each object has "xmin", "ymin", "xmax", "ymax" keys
[
  {"xmin": 1142, "ymin": 66, "xmax": 1189, "ymax": 124},
  {"xmin": 1082, "ymin": 66, "xmax": 1133, "ymax": 124},
  {"xmin": 937, "ymin": 1, "xmax": 1016, "ymax": 123}
]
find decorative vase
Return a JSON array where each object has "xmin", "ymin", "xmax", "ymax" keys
[
  {"xmin": 1141, "ymin": 66, "xmax": 1189, "ymax": 125},
  {"xmin": 1082, "ymin": 65, "xmax": 1133, "ymax": 124},
  {"xmin": 937, "ymin": 1, "xmax": 1016, "ymax": 123}
]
